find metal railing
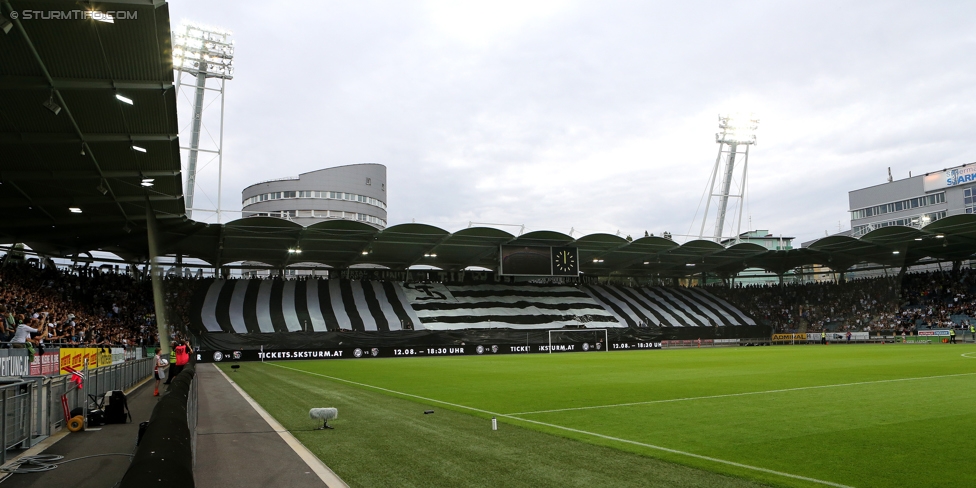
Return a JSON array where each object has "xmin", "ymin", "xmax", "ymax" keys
[{"xmin": 0, "ymin": 358, "xmax": 153, "ymax": 464}]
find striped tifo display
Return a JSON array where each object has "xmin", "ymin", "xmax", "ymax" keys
[
  {"xmin": 401, "ymin": 282, "xmax": 622, "ymax": 330},
  {"xmin": 198, "ymin": 279, "xmax": 424, "ymax": 333},
  {"xmin": 582, "ymin": 285, "xmax": 755, "ymax": 327}
]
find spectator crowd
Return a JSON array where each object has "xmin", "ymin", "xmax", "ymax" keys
[
  {"xmin": 710, "ymin": 268, "xmax": 976, "ymax": 334},
  {"xmin": 0, "ymin": 259, "xmax": 162, "ymax": 347}
]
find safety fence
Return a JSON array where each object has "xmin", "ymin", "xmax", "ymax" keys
[{"xmin": 0, "ymin": 357, "xmax": 153, "ymax": 465}]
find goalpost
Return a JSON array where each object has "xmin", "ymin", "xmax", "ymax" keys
[{"xmin": 547, "ymin": 328, "xmax": 609, "ymax": 353}]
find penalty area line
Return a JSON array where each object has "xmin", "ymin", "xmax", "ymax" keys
[
  {"xmin": 267, "ymin": 362, "xmax": 854, "ymax": 488},
  {"xmin": 507, "ymin": 371, "xmax": 976, "ymax": 416}
]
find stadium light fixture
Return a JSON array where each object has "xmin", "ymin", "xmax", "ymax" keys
[
  {"xmin": 68, "ymin": 207, "xmax": 82, "ymax": 213},
  {"xmin": 686, "ymin": 263, "xmax": 696, "ymax": 267},
  {"xmin": 96, "ymin": 180, "xmax": 108, "ymax": 195},
  {"xmin": 592, "ymin": 258, "xmax": 604, "ymax": 263},
  {"xmin": 140, "ymin": 178, "xmax": 154, "ymax": 187},
  {"xmin": 172, "ymin": 22, "xmax": 235, "ymax": 78},
  {"xmin": 716, "ymin": 113, "xmax": 759, "ymax": 145},
  {"xmin": 287, "ymin": 248, "xmax": 302, "ymax": 254},
  {"xmin": 115, "ymin": 94, "xmax": 133, "ymax": 105},
  {"xmin": 892, "ymin": 251, "xmax": 900, "ymax": 255},
  {"xmin": 132, "ymin": 145, "xmax": 147, "ymax": 153},
  {"xmin": 935, "ymin": 234, "xmax": 944, "ymax": 239},
  {"xmin": 1, "ymin": 13, "xmax": 12, "ymax": 34},
  {"xmin": 43, "ymin": 91, "xmax": 61, "ymax": 115},
  {"xmin": 914, "ymin": 237, "xmax": 923, "ymax": 241}
]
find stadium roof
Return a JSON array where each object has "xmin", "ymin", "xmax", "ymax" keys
[
  {"xmin": 0, "ymin": 0, "xmax": 186, "ymax": 262},
  {"xmin": 2, "ymin": 0, "xmax": 976, "ymax": 277}
]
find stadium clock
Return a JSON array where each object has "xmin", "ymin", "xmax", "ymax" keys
[{"xmin": 552, "ymin": 247, "xmax": 579, "ymax": 276}]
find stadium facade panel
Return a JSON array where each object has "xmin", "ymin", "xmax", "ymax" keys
[{"xmin": 241, "ymin": 163, "xmax": 388, "ymax": 229}]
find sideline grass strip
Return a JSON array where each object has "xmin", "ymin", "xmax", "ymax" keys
[{"xmin": 219, "ymin": 362, "xmax": 771, "ymax": 488}]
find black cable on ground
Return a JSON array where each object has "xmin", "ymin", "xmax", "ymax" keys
[{"xmin": 1, "ymin": 453, "xmax": 134, "ymax": 475}]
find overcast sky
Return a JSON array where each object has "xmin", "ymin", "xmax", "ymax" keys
[{"xmin": 168, "ymin": 0, "xmax": 976, "ymax": 245}]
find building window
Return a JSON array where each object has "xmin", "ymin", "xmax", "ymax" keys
[
  {"xmin": 851, "ymin": 192, "xmax": 945, "ymax": 221},
  {"xmin": 244, "ymin": 190, "xmax": 387, "ymax": 210}
]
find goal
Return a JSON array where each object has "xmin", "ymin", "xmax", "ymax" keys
[{"xmin": 547, "ymin": 328, "xmax": 609, "ymax": 353}]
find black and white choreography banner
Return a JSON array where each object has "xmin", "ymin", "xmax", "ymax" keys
[
  {"xmin": 582, "ymin": 285, "xmax": 755, "ymax": 328},
  {"xmin": 199, "ymin": 279, "xmax": 424, "ymax": 333},
  {"xmin": 401, "ymin": 283, "xmax": 623, "ymax": 330}
]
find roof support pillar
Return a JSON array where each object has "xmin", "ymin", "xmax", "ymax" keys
[{"xmin": 146, "ymin": 201, "xmax": 170, "ymax": 356}]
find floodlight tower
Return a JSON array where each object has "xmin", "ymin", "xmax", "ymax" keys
[
  {"xmin": 698, "ymin": 114, "xmax": 758, "ymax": 243},
  {"xmin": 172, "ymin": 22, "xmax": 234, "ymax": 221}
]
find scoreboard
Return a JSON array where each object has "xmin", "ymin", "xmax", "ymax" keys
[{"xmin": 499, "ymin": 245, "xmax": 579, "ymax": 276}]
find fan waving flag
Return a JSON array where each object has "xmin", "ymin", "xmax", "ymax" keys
[{"xmin": 63, "ymin": 366, "xmax": 84, "ymax": 389}]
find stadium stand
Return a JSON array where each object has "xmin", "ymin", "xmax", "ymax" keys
[
  {"xmin": 190, "ymin": 278, "xmax": 763, "ymax": 333},
  {"xmin": 197, "ymin": 278, "xmax": 422, "ymax": 332},
  {"xmin": 583, "ymin": 285, "xmax": 755, "ymax": 327},
  {"xmin": 0, "ymin": 261, "xmax": 158, "ymax": 347},
  {"xmin": 711, "ymin": 269, "xmax": 976, "ymax": 334},
  {"xmin": 403, "ymin": 282, "xmax": 619, "ymax": 329}
]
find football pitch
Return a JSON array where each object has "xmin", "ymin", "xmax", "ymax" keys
[{"xmin": 218, "ymin": 345, "xmax": 976, "ymax": 487}]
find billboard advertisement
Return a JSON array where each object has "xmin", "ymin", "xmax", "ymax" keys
[
  {"xmin": 30, "ymin": 348, "xmax": 61, "ymax": 376},
  {"xmin": 60, "ymin": 348, "xmax": 101, "ymax": 374},
  {"xmin": 923, "ymin": 165, "xmax": 976, "ymax": 192}
]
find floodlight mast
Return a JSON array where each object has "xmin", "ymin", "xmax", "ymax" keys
[
  {"xmin": 698, "ymin": 114, "xmax": 758, "ymax": 243},
  {"xmin": 172, "ymin": 22, "xmax": 234, "ymax": 222}
]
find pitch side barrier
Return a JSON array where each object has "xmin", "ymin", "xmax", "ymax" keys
[
  {"xmin": 193, "ymin": 326, "xmax": 773, "ymax": 363},
  {"xmin": 120, "ymin": 362, "xmax": 196, "ymax": 488}
]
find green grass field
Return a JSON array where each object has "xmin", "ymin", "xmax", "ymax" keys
[{"xmin": 219, "ymin": 345, "xmax": 976, "ymax": 487}]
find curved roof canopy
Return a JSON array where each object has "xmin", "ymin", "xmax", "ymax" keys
[{"xmin": 2, "ymin": 2, "xmax": 976, "ymax": 277}]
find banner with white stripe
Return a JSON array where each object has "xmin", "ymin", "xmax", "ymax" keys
[
  {"xmin": 583, "ymin": 285, "xmax": 755, "ymax": 327},
  {"xmin": 197, "ymin": 279, "xmax": 424, "ymax": 333},
  {"xmin": 402, "ymin": 283, "xmax": 622, "ymax": 330}
]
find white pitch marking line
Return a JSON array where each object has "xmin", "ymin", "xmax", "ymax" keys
[
  {"xmin": 268, "ymin": 362, "xmax": 854, "ymax": 488},
  {"xmin": 961, "ymin": 352, "xmax": 976, "ymax": 358},
  {"xmin": 506, "ymin": 371, "xmax": 976, "ymax": 416}
]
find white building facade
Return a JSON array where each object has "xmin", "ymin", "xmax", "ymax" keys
[{"xmin": 242, "ymin": 163, "xmax": 387, "ymax": 229}]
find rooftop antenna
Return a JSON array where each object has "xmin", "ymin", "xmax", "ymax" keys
[
  {"xmin": 697, "ymin": 113, "xmax": 758, "ymax": 243},
  {"xmin": 173, "ymin": 22, "xmax": 234, "ymax": 223},
  {"xmin": 887, "ymin": 167, "xmax": 893, "ymax": 183}
]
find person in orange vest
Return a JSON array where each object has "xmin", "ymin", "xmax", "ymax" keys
[{"xmin": 171, "ymin": 340, "xmax": 193, "ymax": 379}]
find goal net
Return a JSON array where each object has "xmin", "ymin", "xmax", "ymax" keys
[{"xmin": 547, "ymin": 328, "xmax": 608, "ymax": 353}]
